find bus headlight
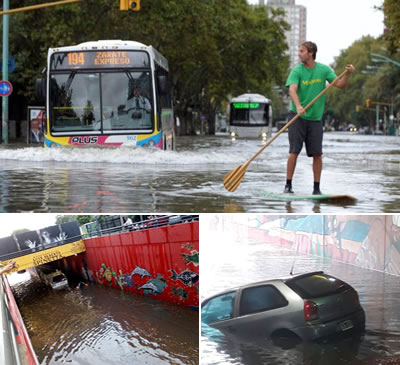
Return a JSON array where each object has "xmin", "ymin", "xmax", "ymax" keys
[
  {"xmin": 261, "ymin": 132, "xmax": 267, "ymax": 138},
  {"xmin": 230, "ymin": 132, "xmax": 236, "ymax": 137}
]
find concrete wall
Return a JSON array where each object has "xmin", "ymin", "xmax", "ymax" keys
[
  {"xmin": 77, "ymin": 222, "xmax": 199, "ymax": 308},
  {"xmin": 246, "ymin": 215, "xmax": 400, "ymax": 276}
]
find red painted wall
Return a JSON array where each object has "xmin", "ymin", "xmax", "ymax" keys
[{"xmin": 76, "ymin": 222, "xmax": 199, "ymax": 308}]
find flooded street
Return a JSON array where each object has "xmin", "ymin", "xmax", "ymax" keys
[
  {"xmin": 0, "ymin": 132, "xmax": 400, "ymax": 212},
  {"xmin": 10, "ymin": 273, "xmax": 199, "ymax": 365},
  {"xmin": 200, "ymin": 217, "xmax": 400, "ymax": 365}
]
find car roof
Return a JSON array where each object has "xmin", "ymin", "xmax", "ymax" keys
[
  {"xmin": 202, "ymin": 271, "xmax": 326, "ymax": 305},
  {"xmin": 47, "ymin": 270, "xmax": 66, "ymax": 279}
]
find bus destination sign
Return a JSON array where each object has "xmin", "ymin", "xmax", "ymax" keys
[
  {"xmin": 233, "ymin": 102, "xmax": 260, "ymax": 109},
  {"xmin": 51, "ymin": 50, "xmax": 150, "ymax": 70}
]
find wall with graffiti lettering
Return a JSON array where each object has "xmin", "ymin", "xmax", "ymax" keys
[
  {"xmin": 70, "ymin": 222, "xmax": 199, "ymax": 308},
  {"xmin": 245, "ymin": 215, "xmax": 400, "ymax": 276}
]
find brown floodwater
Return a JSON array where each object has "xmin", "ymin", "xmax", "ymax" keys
[
  {"xmin": 10, "ymin": 273, "xmax": 199, "ymax": 365},
  {"xmin": 0, "ymin": 132, "xmax": 400, "ymax": 212}
]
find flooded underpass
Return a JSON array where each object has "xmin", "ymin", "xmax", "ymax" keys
[
  {"xmin": 201, "ymin": 216, "xmax": 400, "ymax": 365},
  {"xmin": 9, "ymin": 272, "xmax": 199, "ymax": 365}
]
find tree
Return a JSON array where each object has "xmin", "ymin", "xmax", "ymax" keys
[
  {"xmin": 55, "ymin": 215, "xmax": 76, "ymax": 224},
  {"xmin": 383, "ymin": 0, "xmax": 400, "ymax": 54},
  {"xmin": 327, "ymin": 36, "xmax": 387, "ymax": 129},
  {"xmin": 7, "ymin": 0, "xmax": 289, "ymax": 135},
  {"xmin": 75, "ymin": 216, "xmax": 95, "ymax": 226}
]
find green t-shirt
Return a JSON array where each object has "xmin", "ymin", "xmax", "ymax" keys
[{"xmin": 286, "ymin": 62, "xmax": 337, "ymax": 121}]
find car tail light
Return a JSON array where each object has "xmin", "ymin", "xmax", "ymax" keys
[
  {"xmin": 352, "ymin": 289, "xmax": 361, "ymax": 305},
  {"xmin": 304, "ymin": 300, "xmax": 319, "ymax": 321}
]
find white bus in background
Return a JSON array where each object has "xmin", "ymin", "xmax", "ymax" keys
[{"xmin": 229, "ymin": 93, "xmax": 272, "ymax": 141}]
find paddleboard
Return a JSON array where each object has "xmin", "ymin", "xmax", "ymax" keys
[{"xmin": 261, "ymin": 191, "xmax": 357, "ymax": 204}]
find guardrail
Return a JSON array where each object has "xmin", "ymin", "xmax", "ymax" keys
[
  {"xmin": 83, "ymin": 215, "xmax": 199, "ymax": 238},
  {"xmin": 0, "ymin": 275, "xmax": 39, "ymax": 365},
  {"xmin": 0, "ymin": 216, "xmax": 200, "ymax": 262}
]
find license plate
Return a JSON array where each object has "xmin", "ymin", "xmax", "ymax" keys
[{"xmin": 339, "ymin": 320, "xmax": 354, "ymax": 331}]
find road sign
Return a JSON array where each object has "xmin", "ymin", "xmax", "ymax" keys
[{"xmin": 0, "ymin": 80, "xmax": 13, "ymax": 96}]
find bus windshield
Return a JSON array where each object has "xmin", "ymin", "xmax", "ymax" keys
[
  {"xmin": 50, "ymin": 70, "xmax": 153, "ymax": 134},
  {"xmin": 230, "ymin": 103, "xmax": 268, "ymax": 126}
]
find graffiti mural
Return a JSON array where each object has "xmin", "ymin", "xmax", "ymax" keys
[
  {"xmin": 80, "ymin": 222, "xmax": 199, "ymax": 308},
  {"xmin": 0, "ymin": 221, "xmax": 82, "ymax": 260},
  {"xmin": 131, "ymin": 265, "xmax": 152, "ymax": 279},
  {"xmin": 170, "ymin": 269, "xmax": 199, "ymax": 287},
  {"xmin": 247, "ymin": 215, "xmax": 400, "ymax": 276},
  {"xmin": 181, "ymin": 250, "xmax": 199, "ymax": 266},
  {"xmin": 138, "ymin": 274, "xmax": 168, "ymax": 296}
]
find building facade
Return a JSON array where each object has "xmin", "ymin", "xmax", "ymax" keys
[{"xmin": 263, "ymin": 0, "xmax": 307, "ymax": 69}]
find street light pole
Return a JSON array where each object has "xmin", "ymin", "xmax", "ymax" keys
[
  {"xmin": 1, "ymin": 0, "xmax": 81, "ymax": 145},
  {"xmin": 370, "ymin": 53, "xmax": 399, "ymax": 135},
  {"xmin": 2, "ymin": 0, "xmax": 9, "ymax": 144},
  {"xmin": 371, "ymin": 53, "xmax": 400, "ymax": 68}
]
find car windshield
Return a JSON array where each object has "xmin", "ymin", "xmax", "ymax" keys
[
  {"xmin": 52, "ymin": 275, "xmax": 66, "ymax": 283},
  {"xmin": 285, "ymin": 273, "xmax": 349, "ymax": 299},
  {"xmin": 201, "ymin": 292, "xmax": 236, "ymax": 324},
  {"xmin": 230, "ymin": 103, "xmax": 268, "ymax": 126}
]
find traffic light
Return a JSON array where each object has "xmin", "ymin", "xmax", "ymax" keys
[
  {"xmin": 355, "ymin": 105, "xmax": 361, "ymax": 112},
  {"xmin": 365, "ymin": 98, "xmax": 371, "ymax": 108},
  {"xmin": 120, "ymin": 0, "xmax": 140, "ymax": 11},
  {"xmin": 120, "ymin": 0, "xmax": 128, "ymax": 10},
  {"xmin": 130, "ymin": 0, "xmax": 140, "ymax": 11}
]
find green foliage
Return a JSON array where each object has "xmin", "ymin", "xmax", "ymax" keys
[
  {"xmin": 54, "ymin": 215, "xmax": 94, "ymax": 225},
  {"xmin": 327, "ymin": 36, "xmax": 399, "ymax": 129},
  {"xmin": 75, "ymin": 215, "xmax": 95, "ymax": 225},
  {"xmin": 383, "ymin": 0, "xmax": 400, "ymax": 54},
  {"xmin": 55, "ymin": 215, "xmax": 76, "ymax": 224},
  {"xmin": 6, "ymin": 0, "xmax": 289, "ymax": 134}
]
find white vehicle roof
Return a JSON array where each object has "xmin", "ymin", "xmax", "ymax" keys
[
  {"xmin": 231, "ymin": 93, "xmax": 271, "ymax": 104},
  {"xmin": 48, "ymin": 40, "xmax": 169, "ymax": 71}
]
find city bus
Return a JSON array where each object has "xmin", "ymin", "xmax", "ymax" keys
[
  {"xmin": 229, "ymin": 93, "xmax": 272, "ymax": 141},
  {"xmin": 36, "ymin": 40, "xmax": 175, "ymax": 149}
]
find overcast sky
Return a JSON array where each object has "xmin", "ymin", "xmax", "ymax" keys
[
  {"xmin": 248, "ymin": 0, "xmax": 384, "ymax": 66},
  {"xmin": 0, "ymin": 214, "xmax": 60, "ymax": 238}
]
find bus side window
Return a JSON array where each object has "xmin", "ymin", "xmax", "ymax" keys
[{"xmin": 155, "ymin": 66, "xmax": 172, "ymax": 110}]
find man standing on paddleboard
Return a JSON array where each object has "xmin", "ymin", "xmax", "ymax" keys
[{"xmin": 284, "ymin": 41, "xmax": 355, "ymax": 195}]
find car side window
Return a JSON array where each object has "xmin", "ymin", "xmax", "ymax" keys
[
  {"xmin": 201, "ymin": 292, "xmax": 236, "ymax": 324},
  {"xmin": 239, "ymin": 285, "xmax": 288, "ymax": 316}
]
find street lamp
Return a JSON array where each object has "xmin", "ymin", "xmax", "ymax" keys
[
  {"xmin": 370, "ymin": 53, "xmax": 399, "ymax": 135},
  {"xmin": 370, "ymin": 53, "xmax": 400, "ymax": 68}
]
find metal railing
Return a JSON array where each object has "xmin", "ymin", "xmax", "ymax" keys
[
  {"xmin": 0, "ymin": 216, "xmax": 199, "ymax": 261},
  {"xmin": 0, "ymin": 275, "xmax": 39, "ymax": 365},
  {"xmin": 0, "ymin": 234, "xmax": 84, "ymax": 262},
  {"xmin": 83, "ymin": 215, "xmax": 199, "ymax": 238}
]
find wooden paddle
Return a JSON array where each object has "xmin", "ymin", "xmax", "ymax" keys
[{"xmin": 223, "ymin": 69, "xmax": 349, "ymax": 192}]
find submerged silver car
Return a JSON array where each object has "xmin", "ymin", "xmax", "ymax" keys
[
  {"xmin": 38, "ymin": 269, "xmax": 69, "ymax": 291},
  {"xmin": 201, "ymin": 271, "xmax": 365, "ymax": 342}
]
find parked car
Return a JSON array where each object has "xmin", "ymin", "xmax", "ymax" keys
[{"xmin": 201, "ymin": 271, "xmax": 365, "ymax": 344}]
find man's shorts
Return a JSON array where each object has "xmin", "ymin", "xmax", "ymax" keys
[{"xmin": 287, "ymin": 112, "xmax": 323, "ymax": 157}]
